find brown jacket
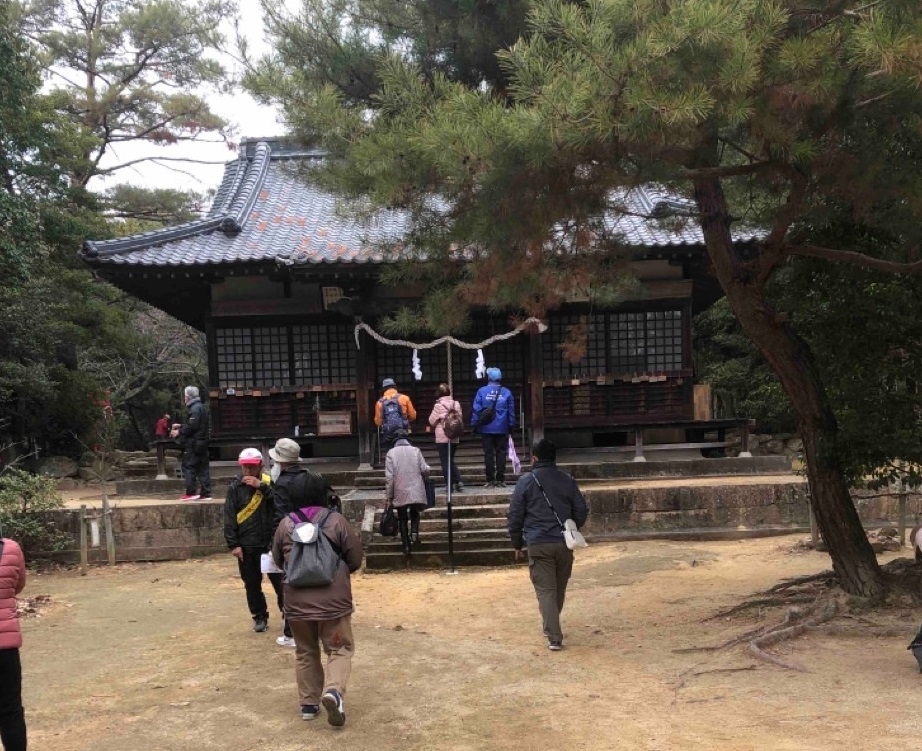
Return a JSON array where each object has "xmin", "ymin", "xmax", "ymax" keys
[{"xmin": 271, "ymin": 507, "xmax": 363, "ymax": 622}]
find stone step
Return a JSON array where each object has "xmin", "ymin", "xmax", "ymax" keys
[
  {"xmin": 374, "ymin": 503, "xmax": 509, "ymax": 520},
  {"xmin": 367, "ymin": 535, "xmax": 511, "ymax": 553},
  {"xmin": 354, "ymin": 473, "xmax": 517, "ymax": 489},
  {"xmin": 365, "ymin": 548, "xmax": 525, "ymax": 570}
]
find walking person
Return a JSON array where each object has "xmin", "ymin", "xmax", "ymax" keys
[
  {"xmin": 224, "ymin": 448, "xmax": 290, "ymax": 641},
  {"xmin": 374, "ymin": 378, "xmax": 416, "ymax": 458},
  {"xmin": 471, "ymin": 367, "xmax": 516, "ymax": 486},
  {"xmin": 269, "ymin": 438, "xmax": 308, "ymax": 528},
  {"xmin": 507, "ymin": 438, "xmax": 588, "ymax": 651},
  {"xmin": 0, "ymin": 534, "xmax": 27, "ymax": 751},
  {"xmin": 428, "ymin": 383, "xmax": 464, "ymax": 493},
  {"xmin": 154, "ymin": 412, "xmax": 171, "ymax": 440},
  {"xmin": 170, "ymin": 386, "xmax": 211, "ymax": 501},
  {"xmin": 271, "ymin": 473, "xmax": 364, "ymax": 727},
  {"xmin": 384, "ymin": 429, "xmax": 430, "ymax": 556}
]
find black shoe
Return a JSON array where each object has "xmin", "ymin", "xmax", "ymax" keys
[
  {"xmin": 454, "ymin": 483, "xmax": 464, "ymax": 493},
  {"xmin": 253, "ymin": 616, "xmax": 268, "ymax": 633},
  {"xmin": 483, "ymin": 480, "xmax": 495, "ymax": 487}
]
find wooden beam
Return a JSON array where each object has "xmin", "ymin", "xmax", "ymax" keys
[
  {"xmin": 354, "ymin": 329, "xmax": 373, "ymax": 470},
  {"xmin": 528, "ymin": 332, "xmax": 545, "ymax": 443}
]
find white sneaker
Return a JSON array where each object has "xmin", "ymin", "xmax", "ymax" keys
[{"xmin": 276, "ymin": 635, "xmax": 296, "ymax": 648}]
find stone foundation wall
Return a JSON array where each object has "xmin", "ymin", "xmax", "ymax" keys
[
  {"xmin": 39, "ymin": 481, "xmax": 922, "ymax": 563},
  {"xmin": 583, "ymin": 482, "xmax": 810, "ymax": 540}
]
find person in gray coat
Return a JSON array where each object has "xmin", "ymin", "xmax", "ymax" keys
[
  {"xmin": 384, "ymin": 429, "xmax": 430, "ymax": 556},
  {"xmin": 507, "ymin": 438, "xmax": 588, "ymax": 651}
]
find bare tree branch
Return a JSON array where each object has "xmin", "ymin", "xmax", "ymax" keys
[{"xmin": 787, "ymin": 244, "xmax": 922, "ymax": 274}]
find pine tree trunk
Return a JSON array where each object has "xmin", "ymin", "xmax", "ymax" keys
[{"xmin": 692, "ymin": 176, "xmax": 885, "ymax": 598}]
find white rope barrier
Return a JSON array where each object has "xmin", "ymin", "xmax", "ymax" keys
[{"xmin": 353, "ymin": 317, "xmax": 547, "ymax": 351}]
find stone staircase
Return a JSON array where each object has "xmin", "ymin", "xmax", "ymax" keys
[{"xmin": 110, "ymin": 439, "xmax": 796, "ymax": 571}]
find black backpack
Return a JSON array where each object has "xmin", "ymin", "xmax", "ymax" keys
[
  {"xmin": 477, "ymin": 387, "xmax": 502, "ymax": 426},
  {"xmin": 380, "ymin": 394, "xmax": 408, "ymax": 439}
]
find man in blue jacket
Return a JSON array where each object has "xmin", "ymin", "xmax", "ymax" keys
[
  {"xmin": 507, "ymin": 438, "xmax": 588, "ymax": 651},
  {"xmin": 470, "ymin": 367, "xmax": 516, "ymax": 486}
]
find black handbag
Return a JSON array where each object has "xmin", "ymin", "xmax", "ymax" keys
[
  {"xmin": 378, "ymin": 502, "xmax": 398, "ymax": 537},
  {"xmin": 424, "ymin": 477, "xmax": 436, "ymax": 508}
]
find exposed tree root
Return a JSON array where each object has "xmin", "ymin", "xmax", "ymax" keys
[
  {"xmin": 764, "ymin": 571, "xmax": 836, "ymax": 594},
  {"xmin": 703, "ymin": 594, "xmax": 817, "ymax": 621},
  {"xmin": 747, "ymin": 599, "xmax": 838, "ymax": 671},
  {"xmin": 674, "ymin": 556, "xmax": 922, "ymax": 694}
]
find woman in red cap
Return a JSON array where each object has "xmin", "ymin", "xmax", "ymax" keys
[{"xmin": 224, "ymin": 448, "xmax": 287, "ymax": 636}]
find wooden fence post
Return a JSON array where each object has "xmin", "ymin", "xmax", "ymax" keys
[
  {"xmin": 102, "ymin": 495, "xmax": 116, "ymax": 565},
  {"xmin": 79, "ymin": 505, "xmax": 88, "ymax": 576}
]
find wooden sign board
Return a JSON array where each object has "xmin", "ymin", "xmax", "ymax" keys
[{"xmin": 317, "ymin": 411, "xmax": 352, "ymax": 436}]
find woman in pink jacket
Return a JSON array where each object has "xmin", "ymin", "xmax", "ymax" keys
[
  {"xmin": 427, "ymin": 383, "xmax": 464, "ymax": 493},
  {"xmin": 0, "ymin": 535, "xmax": 26, "ymax": 751}
]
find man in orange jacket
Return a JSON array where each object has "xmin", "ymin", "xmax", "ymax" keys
[{"xmin": 374, "ymin": 378, "xmax": 417, "ymax": 457}]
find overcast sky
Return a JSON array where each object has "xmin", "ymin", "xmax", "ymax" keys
[{"xmin": 91, "ymin": 0, "xmax": 287, "ymax": 196}]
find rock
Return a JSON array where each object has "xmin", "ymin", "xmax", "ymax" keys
[
  {"xmin": 761, "ymin": 439, "xmax": 785, "ymax": 455},
  {"xmin": 870, "ymin": 541, "xmax": 886, "ymax": 554},
  {"xmin": 36, "ymin": 456, "xmax": 79, "ymax": 478},
  {"xmin": 786, "ymin": 437, "xmax": 803, "ymax": 453},
  {"xmin": 125, "ymin": 459, "xmax": 154, "ymax": 468},
  {"xmin": 55, "ymin": 477, "xmax": 79, "ymax": 491},
  {"xmin": 77, "ymin": 463, "xmax": 119, "ymax": 482},
  {"xmin": 881, "ymin": 539, "xmax": 903, "ymax": 552},
  {"xmin": 877, "ymin": 527, "xmax": 898, "ymax": 538}
]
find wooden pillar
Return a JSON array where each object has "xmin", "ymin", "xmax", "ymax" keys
[
  {"xmin": 528, "ymin": 332, "xmax": 545, "ymax": 444},
  {"xmin": 155, "ymin": 442, "xmax": 168, "ymax": 480},
  {"xmin": 354, "ymin": 329, "xmax": 373, "ymax": 470},
  {"xmin": 738, "ymin": 419, "xmax": 753, "ymax": 458}
]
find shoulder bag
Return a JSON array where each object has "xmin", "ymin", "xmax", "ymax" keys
[{"xmin": 531, "ymin": 471, "xmax": 588, "ymax": 550}]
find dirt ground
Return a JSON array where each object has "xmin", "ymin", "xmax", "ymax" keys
[{"xmin": 20, "ymin": 535, "xmax": 922, "ymax": 751}]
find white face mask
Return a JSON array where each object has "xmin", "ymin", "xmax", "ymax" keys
[{"xmin": 270, "ymin": 463, "xmax": 282, "ymax": 483}]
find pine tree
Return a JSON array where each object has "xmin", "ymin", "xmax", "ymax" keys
[{"xmin": 256, "ymin": 0, "xmax": 922, "ymax": 597}]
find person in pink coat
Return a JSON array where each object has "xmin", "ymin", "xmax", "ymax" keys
[
  {"xmin": 0, "ymin": 535, "xmax": 27, "ymax": 751},
  {"xmin": 428, "ymin": 383, "xmax": 464, "ymax": 493}
]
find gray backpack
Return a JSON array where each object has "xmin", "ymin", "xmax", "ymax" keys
[{"xmin": 285, "ymin": 509, "xmax": 343, "ymax": 588}]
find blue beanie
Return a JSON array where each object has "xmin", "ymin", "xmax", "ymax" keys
[{"xmin": 487, "ymin": 367, "xmax": 502, "ymax": 381}]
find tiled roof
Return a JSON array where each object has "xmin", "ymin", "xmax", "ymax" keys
[{"xmin": 81, "ymin": 139, "xmax": 761, "ymax": 268}]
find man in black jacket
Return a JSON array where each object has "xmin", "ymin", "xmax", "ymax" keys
[
  {"xmin": 269, "ymin": 437, "xmax": 342, "ymax": 530},
  {"xmin": 170, "ymin": 386, "xmax": 211, "ymax": 501},
  {"xmin": 224, "ymin": 448, "xmax": 287, "ymax": 636},
  {"xmin": 507, "ymin": 438, "xmax": 588, "ymax": 651}
]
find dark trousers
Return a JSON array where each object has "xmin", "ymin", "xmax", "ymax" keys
[
  {"xmin": 181, "ymin": 449, "xmax": 211, "ymax": 496},
  {"xmin": 380, "ymin": 435, "xmax": 396, "ymax": 461},
  {"xmin": 237, "ymin": 547, "xmax": 290, "ymax": 635},
  {"xmin": 480, "ymin": 433, "xmax": 508, "ymax": 482},
  {"xmin": 0, "ymin": 648, "xmax": 26, "ymax": 751},
  {"xmin": 527, "ymin": 542, "xmax": 574, "ymax": 643},
  {"xmin": 396, "ymin": 506, "xmax": 421, "ymax": 554},
  {"xmin": 436, "ymin": 442, "xmax": 462, "ymax": 487}
]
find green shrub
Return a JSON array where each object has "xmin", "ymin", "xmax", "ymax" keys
[{"xmin": 0, "ymin": 469, "xmax": 70, "ymax": 557}]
